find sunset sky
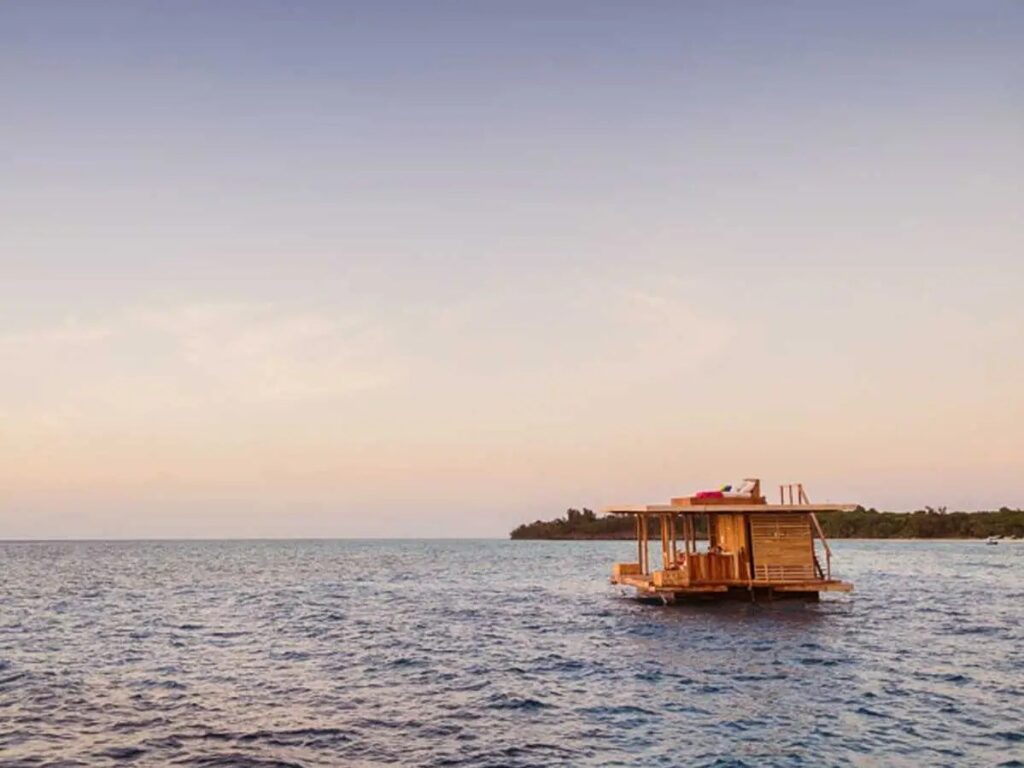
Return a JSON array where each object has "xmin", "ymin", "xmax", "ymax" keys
[{"xmin": 2, "ymin": 1, "xmax": 1022, "ymax": 537}]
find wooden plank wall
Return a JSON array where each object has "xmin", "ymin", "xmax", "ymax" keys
[
  {"xmin": 687, "ymin": 553, "xmax": 736, "ymax": 582},
  {"xmin": 715, "ymin": 513, "xmax": 748, "ymax": 553},
  {"xmin": 750, "ymin": 514, "xmax": 814, "ymax": 581}
]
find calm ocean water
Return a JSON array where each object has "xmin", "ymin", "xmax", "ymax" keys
[{"xmin": 1, "ymin": 539, "xmax": 1021, "ymax": 767}]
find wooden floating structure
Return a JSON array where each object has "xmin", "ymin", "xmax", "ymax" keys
[{"xmin": 606, "ymin": 479, "xmax": 854, "ymax": 603}]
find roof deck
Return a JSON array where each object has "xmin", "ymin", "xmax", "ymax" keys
[{"xmin": 606, "ymin": 503, "xmax": 856, "ymax": 515}]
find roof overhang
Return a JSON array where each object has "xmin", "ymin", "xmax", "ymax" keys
[{"xmin": 603, "ymin": 504, "xmax": 857, "ymax": 515}]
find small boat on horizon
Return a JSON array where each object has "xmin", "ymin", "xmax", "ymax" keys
[{"xmin": 986, "ymin": 536, "xmax": 999, "ymax": 545}]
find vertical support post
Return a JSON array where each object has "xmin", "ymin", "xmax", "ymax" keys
[
  {"xmin": 779, "ymin": 485, "xmax": 784, "ymax": 504},
  {"xmin": 642, "ymin": 515, "xmax": 650, "ymax": 575},
  {"xmin": 660, "ymin": 513, "xmax": 670, "ymax": 569},
  {"xmin": 744, "ymin": 513, "xmax": 755, "ymax": 584},
  {"xmin": 688, "ymin": 514, "xmax": 696, "ymax": 581},
  {"xmin": 635, "ymin": 514, "xmax": 642, "ymax": 572},
  {"xmin": 669, "ymin": 514, "xmax": 677, "ymax": 565}
]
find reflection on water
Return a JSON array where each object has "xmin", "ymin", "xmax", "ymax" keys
[{"xmin": 0, "ymin": 539, "xmax": 1021, "ymax": 766}]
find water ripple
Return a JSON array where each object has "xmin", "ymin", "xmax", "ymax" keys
[{"xmin": 0, "ymin": 539, "xmax": 1021, "ymax": 766}]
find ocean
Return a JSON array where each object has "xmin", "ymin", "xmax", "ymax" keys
[{"xmin": 1, "ymin": 539, "xmax": 1021, "ymax": 767}]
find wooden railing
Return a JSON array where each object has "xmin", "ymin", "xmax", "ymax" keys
[{"xmin": 779, "ymin": 483, "xmax": 810, "ymax": 505}]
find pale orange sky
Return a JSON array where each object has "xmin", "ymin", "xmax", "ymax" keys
[{"xmin": 2, "ymin": 2, "xmax": 1022, "ymax": 537}]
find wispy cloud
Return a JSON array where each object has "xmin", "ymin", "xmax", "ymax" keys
[
  {"xmin": 0, "ymin": 301, "xmax": 402, "ymax": 424},
  {"xmin": 137, "ymin": 302, "xmax": 399, "ymax": 403},
  {"xmin": 618, "ymin": 282, "xmax": 734, "ymax": 364},
  {"xmin": 0, "ymin": 319, "xmax": 113, "ymax": 348},
  {"xmin": 571, "ymin": 274, "xmax": 736, "ymax": 371}
]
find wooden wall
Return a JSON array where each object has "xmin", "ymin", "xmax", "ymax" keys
[
  {"xmin": 708, "ymin": 513, "xmax": 751, "ymax": 581},
  {"xmin": 750, "ymin": 514, "xmax": 815, "ymax": 581},
  {"xmin": 713, "ymin": 513, "xmax": 749, "ymax": 553}
]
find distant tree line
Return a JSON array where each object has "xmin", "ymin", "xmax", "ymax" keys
[
  {"xmin": 510, "ymin": 509, "xmax": 631, "ymax": 540},
  {"xmin": 510, "ymin": 509, "xmax": 686, "ymax": 540},
  {"xmin": 816, "ymin": 506, "xmax": 1024, "ymax": 539},
  {"xmin": 510, "ymin": 506, "xmax": 1024, "ymax": 540}
]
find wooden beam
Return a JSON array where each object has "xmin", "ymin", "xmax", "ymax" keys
[
  {"xmin": 808, "ymin": 511, "xmax": 832, "ymax": 580},
  {"xmin": 608, "ymin": 503, "xmax": 857, "ymax": 514},
  {"xmin": 660, "ymin": 513, "xmax": 670, "ymax": 569},
  {"xmin": 774, "ymin": 581, "xmax": 853, "ymax": 593},
  {"xmin": 641, "ymin": 515, "xmax": 650, "ymax": 575},
  {"xmin": 635, "ymin": 514, "xmax": 642, "ymax": 573}
]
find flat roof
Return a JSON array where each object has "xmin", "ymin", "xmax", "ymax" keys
[{"xmin": 603, "ymin": 503, "xmax": 857, "ymax": 515}]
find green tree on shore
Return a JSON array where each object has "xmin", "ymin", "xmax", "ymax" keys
[{"xmin": 510, "ymin": 506, "xmax": 1024, "ymax": 539}]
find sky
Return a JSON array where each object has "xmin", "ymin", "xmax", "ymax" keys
[{"xmin": 2, "ymin": 1, "xmax": 1022, "ymax": 538}]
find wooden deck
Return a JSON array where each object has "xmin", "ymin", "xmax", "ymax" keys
[{"xmin": 613, "ymin": 572, "xmax": 853, "ymax": 600}]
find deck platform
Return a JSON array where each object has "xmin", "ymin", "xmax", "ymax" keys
[{"xmin": 613, "ymin": 572, "xmax": 853, "ymax": 602}]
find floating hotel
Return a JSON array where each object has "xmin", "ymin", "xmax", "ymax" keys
[{"xmin": 606, "ymin": 479, "xmax": 854, "ymax": 602}]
